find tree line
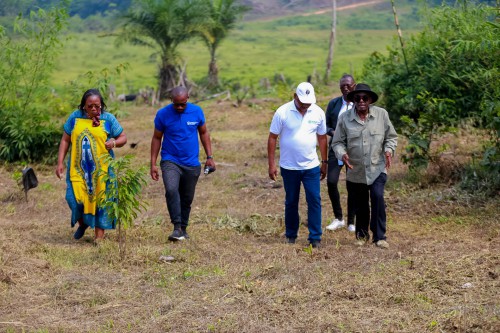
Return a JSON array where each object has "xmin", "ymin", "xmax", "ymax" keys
[{"xmin": 0, "ymin": 0, "xmax": 131, "ymax": 18}]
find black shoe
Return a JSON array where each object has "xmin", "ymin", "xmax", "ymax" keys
[
  {"xmin": 286, "ymin": 237, "xmax": 296, "ymax": 244},
  {"xmin": 168, "ymin": 228, "xmax": 185, "ymax": 241},
  {"xmin": 181, "ymin": 227, "xmax": 189, "ymax": 239},
  {"xmin": 74, "ymin": 224, "xmax": 89, "ymax": 240},
  {"xmin": 309, "ymin": 240, "xmax": 321, "ymax": 248}
]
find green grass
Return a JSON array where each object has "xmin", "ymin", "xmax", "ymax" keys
[{"xmin": 51, "ymin": 8, "xmax": 417, "ymax": 92}]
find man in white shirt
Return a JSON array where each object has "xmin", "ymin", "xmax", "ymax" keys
[{"xmin": 267, "ymin": 82, "xmax": 328, "ymax": 248}]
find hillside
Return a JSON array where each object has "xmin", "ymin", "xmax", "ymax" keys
[
  {"xmin": 1, "ymin": 0, "xmax": 375, "ymax": 21},
  {"xmin": 242, "ymin": 0, "xmax": 338, "ymax": 19}
]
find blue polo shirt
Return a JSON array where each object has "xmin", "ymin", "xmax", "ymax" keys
[{"xmin": 154, "ymin": 103, "xmax": 206, "ymax": 167}]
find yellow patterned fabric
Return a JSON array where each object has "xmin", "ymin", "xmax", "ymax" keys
[{"xmin": 69, "ymin": 118, "xmax": 109, "ymax": 216}]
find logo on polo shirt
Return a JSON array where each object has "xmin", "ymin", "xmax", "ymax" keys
[{"xmin": 186, "ymin": 121, "xmax": 199, "ymax": 126}]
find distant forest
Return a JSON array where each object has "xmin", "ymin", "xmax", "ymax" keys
[
  {"xmin": 0, "ymin": 0, "xmax": 131, "ymax": 18},
  {"xmin": 0, "ymin": 0, "xmax": 496, "ymax": 24}
]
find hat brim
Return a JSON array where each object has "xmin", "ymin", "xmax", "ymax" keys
[
  {"xmin": 297, "ymin": 95, "xmax": 316, "ymax": 104},
  {"xmin": 347, "ymin": 90, "xmax": 378, "ymax": 103}
]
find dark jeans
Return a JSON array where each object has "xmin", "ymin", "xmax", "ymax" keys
[
  {"xmin": 160, "ymin": 160, "xmax": 201, "ymax": 228},
  {"xmin": 327, "ymin": 158, "xmax": 355, "ymax": 224},
  {"xmin": 280, "ymin": 166, "xmax": 322, "ymax": 242},
  {"xmin": 346, "ymin": 173, "xmax": 387, "ymax": 242}
]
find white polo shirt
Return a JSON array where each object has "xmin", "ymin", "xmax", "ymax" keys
[{"xmin": 270, "ymin": 100, "xmax": 327, "ymax": 170}]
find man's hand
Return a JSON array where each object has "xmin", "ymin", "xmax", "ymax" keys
[
  {"xmin": 385, "ymin": 152, "xmax": 392, "ymax": 169},
  {"xmin": 342, "ymin": 154, "xmax": 353, "ymax": 169},
  {"xmin": 269, "ymin": 166, "xmax": 278, "ymax": 181},
  {"xmin": 151, "ymin": 165, "xmax": 160, "ymax": 181},
  {"xmin": 320, "ymin": 163, "xmax": 327, "ymax": 180}
]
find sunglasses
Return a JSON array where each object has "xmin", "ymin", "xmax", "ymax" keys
[
  {"xmin": 354, "ymin": 95, "xmax": 370, "ymax": 103},
  {"xmin": 173, "ymin": 102, "xmax": 187, "ymax": 107},
  {"xmin": 86, "ymin": 104, "xmax": 102, "ymax": 110}
]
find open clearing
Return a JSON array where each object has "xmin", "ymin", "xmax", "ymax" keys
[{"xmin": 0, "ymin": 98, "xmax": 499, "ymax": 332}]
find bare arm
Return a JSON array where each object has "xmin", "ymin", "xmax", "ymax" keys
[
  {"xmin": 55, "ymin": 132, "xmax": 71, "ymax": 179},
  {"xmin": 198, "ymin": 124, "xmax": 215, "ymax": 169},
  {"xmin": 104, "ymin": 131, "xmax": 127, "ymax": 151},
  {"xmin": 267, "ymin": 133, "xmax": 279, "ymax": 181},
  {"xmin": 317, "ymin": 133, "xmax": 328, "ymax": 180},
  {"xmin": 150, "ymin": 129, "xmax": 163, "ymax": 181}
]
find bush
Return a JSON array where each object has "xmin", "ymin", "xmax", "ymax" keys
[
  {"xmin": 0, "ymin": 8, "xmax": 68, "ymax": 163},
  {"xmin": 361, "ymin": 2, "xmax": 499, "ymax": 183}
]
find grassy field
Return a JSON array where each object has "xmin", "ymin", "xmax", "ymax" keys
[
  {"xmin": 0, "ymin": 97, "xmax": 499, "ymax": 332},
  {"xmin": 52, "ymin": 5, "xmax": 413, "ymax": 94},
  {"xmin": 2, "ymin": 2, "xmax": 498, "ymax": 332}
]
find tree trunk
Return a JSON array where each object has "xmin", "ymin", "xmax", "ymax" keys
[
  {"xmin": 118, "ymin": 223, "xmax": 126, "ymax": 261},
  {"xmin": 324, "ymin": 0, "xmax": 337, "ymax": 83},
  {"xmin": 391, "ymin": 0, "xmax": 409, "ymax": 73},
  {"xmin": 158, "ymin": 61, "xmax": 184, "ymax": 100},
  {"xmin": 208, "ymin": 49, "xmax": 219, "ymax": 88}
]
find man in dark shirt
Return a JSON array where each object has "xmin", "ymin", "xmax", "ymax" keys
[{"xmin": 324, "ymin": 74, "xmax": 356, "ymax": 232}]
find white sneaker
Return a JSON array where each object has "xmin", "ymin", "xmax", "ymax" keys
[
  {"xmin": 326, "ymin": 219, "xmax": 345, "ymax": 231},
  {"xmin": 347, "ymin": 224, "xmax": 355, "ymax": 233}
]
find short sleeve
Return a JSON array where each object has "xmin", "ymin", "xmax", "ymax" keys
[
  {"xmin": 269, "ymin": 111, "xmax": 282, "ymax": 135},
  {"xmin": 198, "ymin": 107, "xmax": 206, "ymax": 127},
  {"xmin": 316, "ymin": 110, "xmax": 327, "ymax": 135},
  {"xmin": 63, "ymin": 111, "xmax": 78, "ymax": 135},
  {"xmin": 154, "ymin": 109, "xmax": 165, "ymax": 133},
  {"xmin": 105, "ymin": 113, "xmax": 123, "ymax": 138}
]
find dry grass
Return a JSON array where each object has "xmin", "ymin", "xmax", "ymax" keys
[{"xmin": 0, "ymin": 98, "xmax": 499, "ymax": 333}]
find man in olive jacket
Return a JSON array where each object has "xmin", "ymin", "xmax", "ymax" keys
[{"xmin": 331, "ymin": 83, "xmax": 398, "ymax": 249}]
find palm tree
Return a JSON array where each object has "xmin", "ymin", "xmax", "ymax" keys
[
  {"xmin": 118, "ymin": 0, "xmax": 205, "ymax": 99},
  {"xmin": 198, "ymin": 0, "xmax": 250, "ymax": 88}
]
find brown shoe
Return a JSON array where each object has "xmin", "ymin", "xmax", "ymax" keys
[
  {"xmin": 375, "ymin": 240, "xmax": 389, "ymax": 249},
  {"xmin": 354, "ymin": 239, "xmax": 366, "ymax": 246}
]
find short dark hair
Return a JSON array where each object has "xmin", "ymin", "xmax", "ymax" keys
[
  {"xmin": 78, "ymin": 89, "xmax": 107, "ymax": 112},
  {"xmin": 340, "ymin": 74, "xmax": 355, "ymax": 82},
  {"xmin": 170, "ymin": 86, "xmax": 188, "ymax": 99}
]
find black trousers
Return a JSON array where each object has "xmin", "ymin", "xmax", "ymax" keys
[
  {"xmin": 346, "ymin": 173, "xmax": 387, "ymax": 242},
  {"xmin": 160, "ymin": 160, "xmax": 201, "ymax": 228},
  {"xmin": 327, "ymin": 158, "xmax": 356, "ymax": 224}
]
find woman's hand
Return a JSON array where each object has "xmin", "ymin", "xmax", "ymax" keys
[
  {"xmin": 55, "ymin": 164, "xmax": 64, "ymax": 180},
  {"xmin": 105, "ymin": 138, "xmax": 116, "ymax": 151}
]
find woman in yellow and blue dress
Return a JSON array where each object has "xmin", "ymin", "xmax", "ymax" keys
[{"xmin": 55, "ymin": 89, "xmax": 127, "ymax": 243}]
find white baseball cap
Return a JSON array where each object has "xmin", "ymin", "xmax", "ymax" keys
[{"xmin": 295, "ymin": 82, "xmax": 316, "ymax": 104}]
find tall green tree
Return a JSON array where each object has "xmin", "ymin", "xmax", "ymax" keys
[
  {"xmin": 198, "ymin": 0, "xmax": 250, "ymax": 88},
  {"xmin": 118, "ymin": 0, "xmax": 206, "ymax": 99}
]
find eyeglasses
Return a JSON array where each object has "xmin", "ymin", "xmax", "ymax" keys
[
  {"xmin": 173, "ymin": 102, "xmax": 187, "ymax": 107},
  {"xmin": 354, "ymin": 95, "xmax": 370, "ymax": 103},
  {"xmin": 86, "ymin": 104, "xmax": 102, "ymax": 110}
]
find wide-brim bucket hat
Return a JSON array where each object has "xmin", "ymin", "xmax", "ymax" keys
[{"xmin": 346, "ymin": 83, "xmax": 378, "ymax": 103}]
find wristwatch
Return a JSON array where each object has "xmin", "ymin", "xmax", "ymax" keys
[{"xmin": 321, "ymin": 160, "xmax": 328, "ymax": 164}]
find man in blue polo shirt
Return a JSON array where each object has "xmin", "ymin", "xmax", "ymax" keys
[
  {"xmin": 267, "ymin": 82, "xmax": 328, "ymax": 248},
  {"xmin": 150, "ymin": 86, "xmax": 215, "ymax": 241}
]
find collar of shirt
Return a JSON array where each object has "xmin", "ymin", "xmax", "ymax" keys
[{"xmin": 348, "ymin": 106, "xmax": 377, "ymax": 122}]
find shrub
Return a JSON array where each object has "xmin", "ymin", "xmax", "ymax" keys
[
  {"xmin": 0, "ymin": 8, "xmax": 68, "ymax": 163},
  {"xmin": 362, "ymin": 2, "xmax": 499, "ymax": 186}
]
